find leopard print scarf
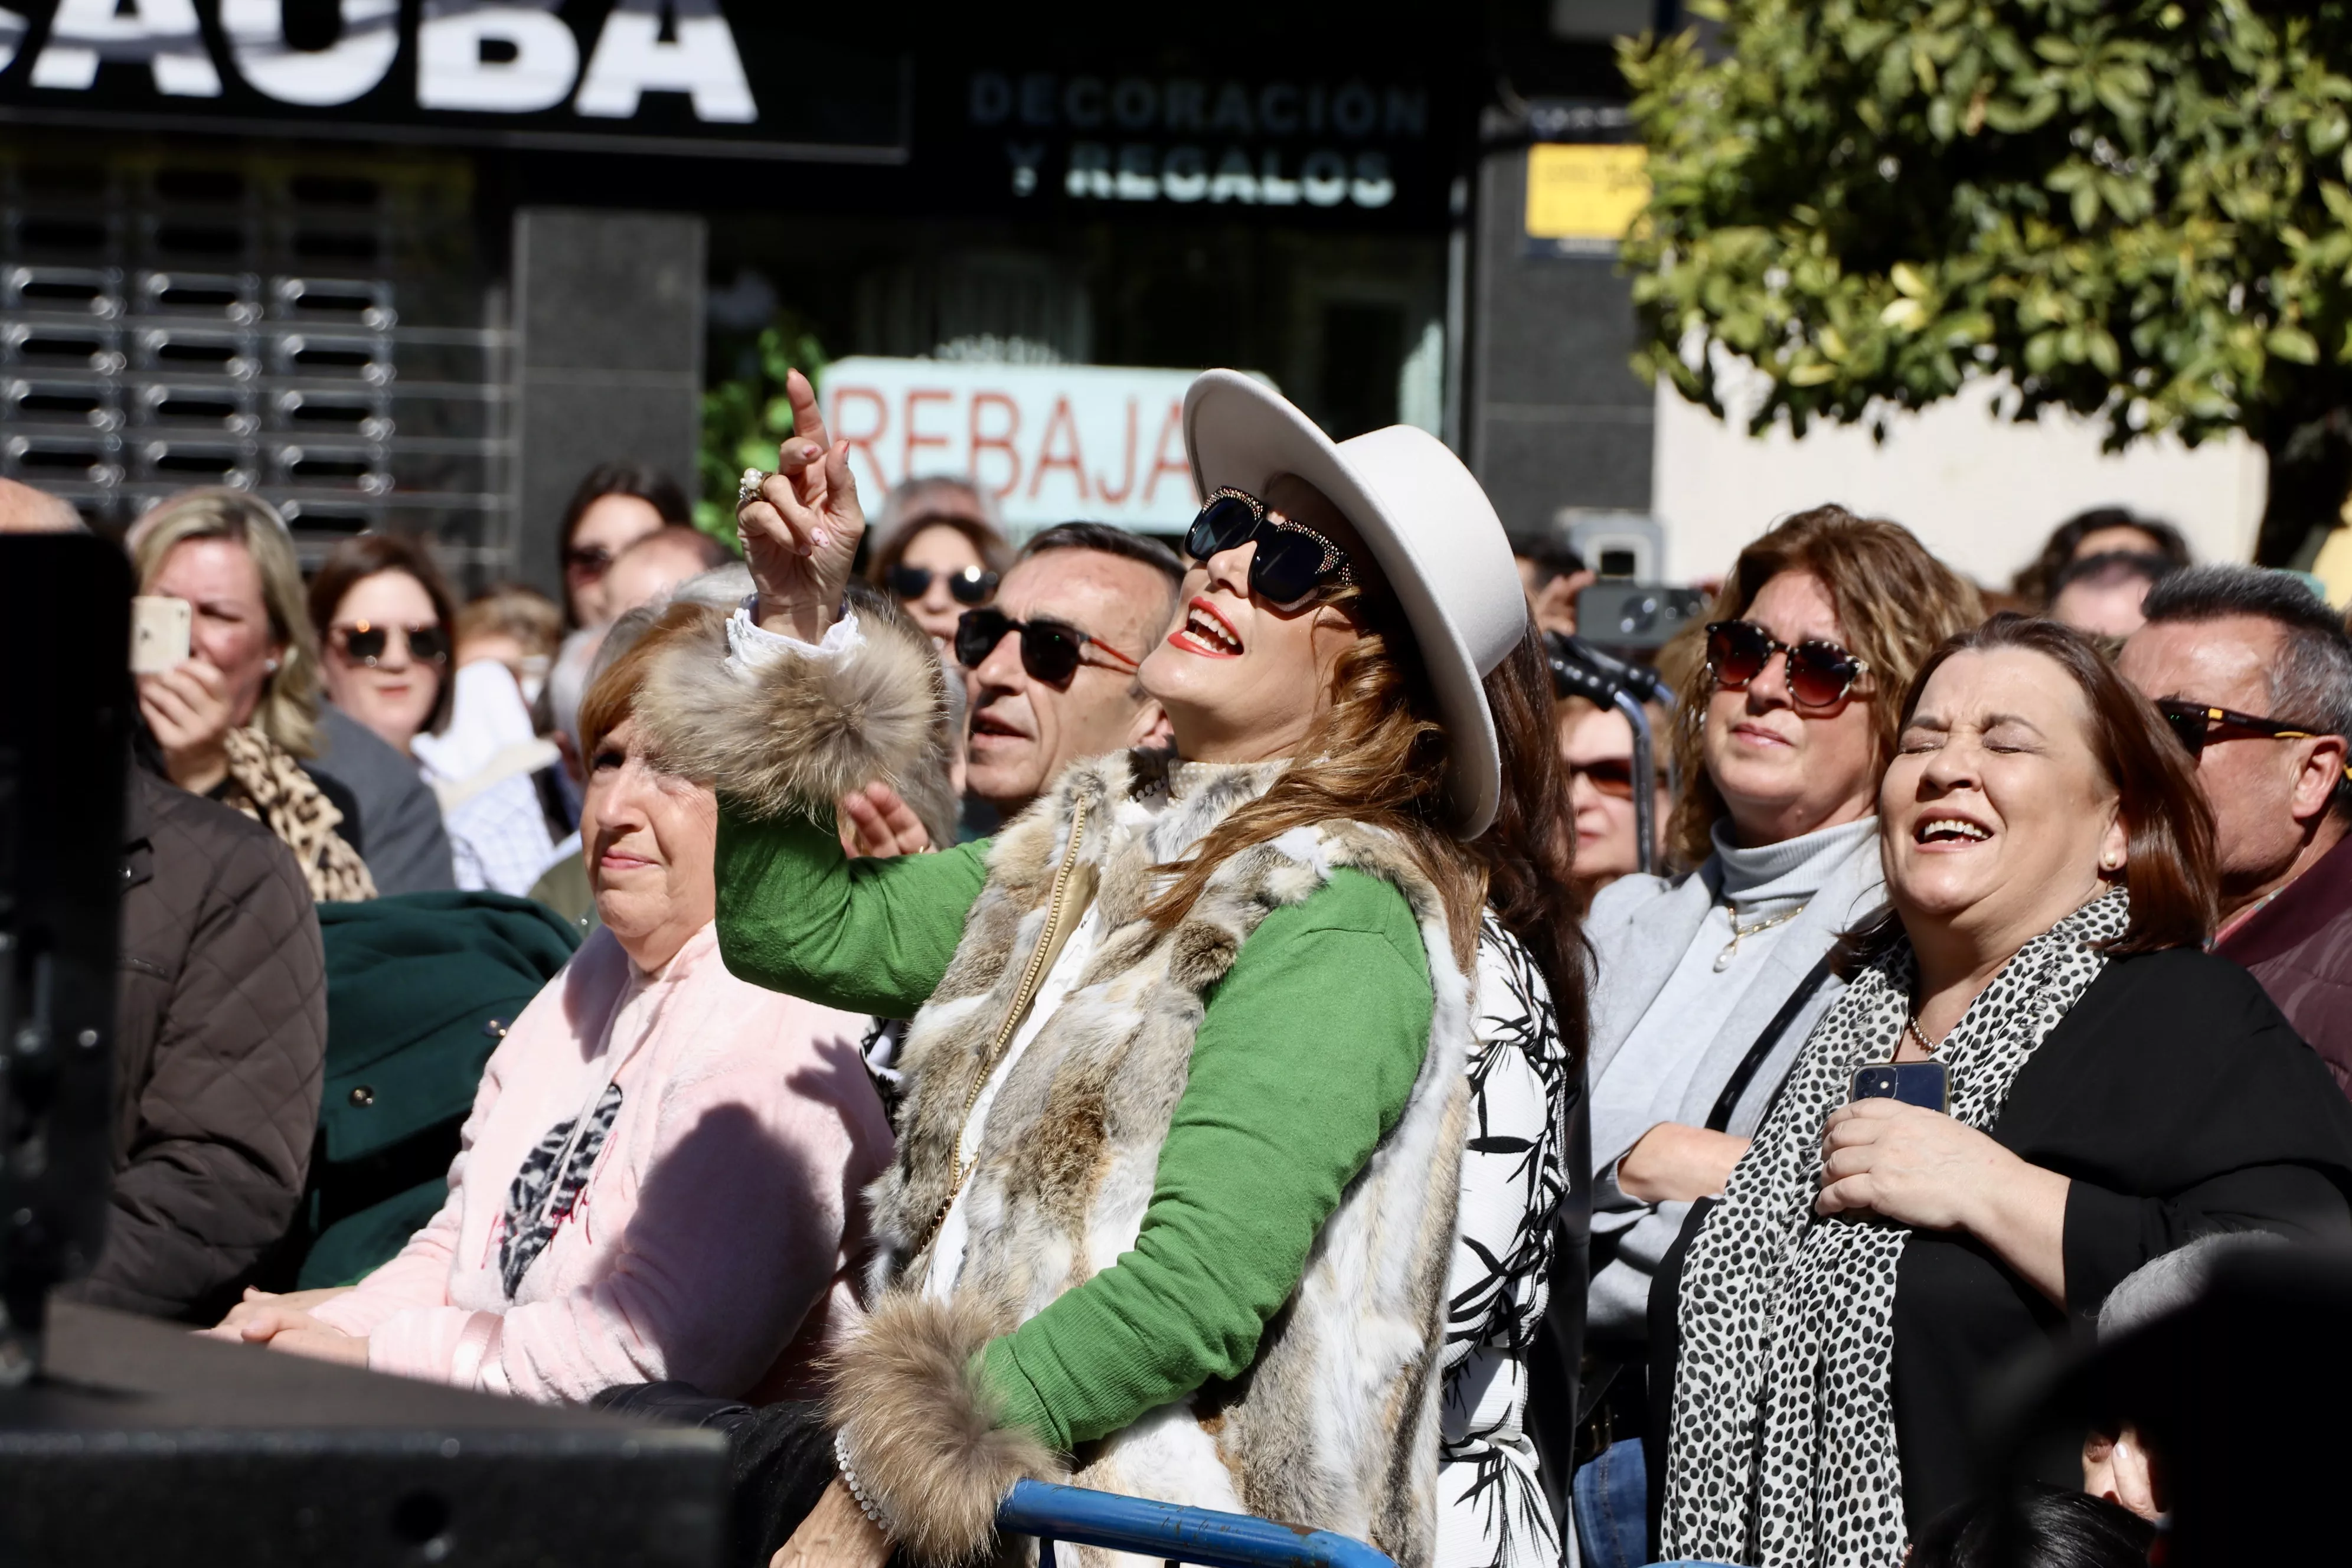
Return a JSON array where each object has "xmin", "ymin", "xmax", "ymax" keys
[
  {"xmin": 220, "ymin": 726, "xmax": 377, "ymax": 903},
  {"xmin": 1660, "ymin": 887, "xmax": 2128, "ymax": 1568}
]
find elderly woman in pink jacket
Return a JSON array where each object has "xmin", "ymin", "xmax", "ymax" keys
[{"xmin": 211, "ymin": 602, "xmax": 896, "ymax": 1403}]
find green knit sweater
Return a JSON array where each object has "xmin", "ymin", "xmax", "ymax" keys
[{"xmin": 714, "ymin": 805, "xmax": 1434, "ymax": 1451}]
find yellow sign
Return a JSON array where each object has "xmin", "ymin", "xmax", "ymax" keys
[{"xmin": 1524, "ymin": 143, "xmax": 1649, "ymax": 244}]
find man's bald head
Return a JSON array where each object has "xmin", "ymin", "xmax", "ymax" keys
[
  {"xmin": 0, "ymin": 479, "xmax": 85, "ymax": 535},
  {"xmin": 602, "ymin": 525, "xmax": 733, "ymax": 621}
]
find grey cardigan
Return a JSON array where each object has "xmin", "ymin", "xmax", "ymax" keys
[{"xmin": 1582, "ymin": 822, "xmax": 1888, "ymax": 1345}]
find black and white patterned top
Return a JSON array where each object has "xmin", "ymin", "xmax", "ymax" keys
[{"xmin": 1436, "ymin": 912, "xmax": 1574, "ymax": 1568}]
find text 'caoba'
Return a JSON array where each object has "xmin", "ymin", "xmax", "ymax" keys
[{"xmin": 0, "ymin": 0, "xmax": 756, "ymax": 121}]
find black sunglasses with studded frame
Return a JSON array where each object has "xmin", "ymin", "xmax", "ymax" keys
[{"xmin": 1183, "ymin": 488, "xmax": 1356, "ymax": 611}]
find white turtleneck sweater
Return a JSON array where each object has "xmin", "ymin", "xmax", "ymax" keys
[
  {"xmin": 1589, "ymin": 815, "xmax": 1880, "ymax": 1176},
  {"xmin": 1584, "ymin": 814, "xmax": 1883, "ymax": 1341}
]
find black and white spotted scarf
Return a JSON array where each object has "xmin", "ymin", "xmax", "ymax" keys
[{"xmin": 1660, "ymin": 888, "xmax": 2129, "ymax": 1568}]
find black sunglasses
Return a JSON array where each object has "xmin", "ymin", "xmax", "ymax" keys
[
  {"xmin": 332, "ymin": 620, "xmax": 450, "ymax": 667},
  {"xmin": 887, "ymin": 563, "xmax": 999, "ymax": 606},
  {"xmin": 2155, "ymin": 699, "xmax": 2337, "ymax": 760},
  {"xmin": 1184, "ymin": 488, "xmax": 1355, "ymax": 611},
  {"xmin": 955, "ymin": 607, "xmax": 1138, "ymax": 687},
  {"xmin": 1705, "ymin": 620, "xmax": 1870, "ymax": 710}
]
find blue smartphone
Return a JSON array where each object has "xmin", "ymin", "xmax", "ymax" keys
[{"xmin": 1848, "ymin": 1061, "xmax": 1949, "ymax": 1113}]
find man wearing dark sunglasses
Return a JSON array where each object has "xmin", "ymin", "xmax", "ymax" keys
[
  {"xmin": 959, "ymin": 522, "xmax": 1181, "ymax": 822},
  {"xmin": 2119, "ymin": 564, "xmax": 2352, "ymax": 1097}
]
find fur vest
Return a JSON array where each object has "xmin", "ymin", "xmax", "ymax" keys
[
  {"xmin": 643, "ymin": 605, "xmax": 1474, "ymax": 1568},
  {"xmin": 844, "ymin": 747, "xmax": 1474, "ymax": 1568}
]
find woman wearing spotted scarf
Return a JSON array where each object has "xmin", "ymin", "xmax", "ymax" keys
[{"xmin": 1656, "ymin": 616, "xmax": 2352, "ymax": 1567}]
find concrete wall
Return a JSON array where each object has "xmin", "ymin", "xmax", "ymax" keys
[
  {"xmin": 512, "ymin": 208, "xmax": 706, "ymax": 600},
  {"xmin": 1651, "ymin": 363, "xmax": 2267, "ymax": 589}
]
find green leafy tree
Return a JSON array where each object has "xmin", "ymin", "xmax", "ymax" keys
[
  {"xmin": 1622, "ymin": 0, "xmax": 2352, "ymax": 566},
  {"xmin": 693, "ymin": 316, "xmax": 829, "ymax": 545}
]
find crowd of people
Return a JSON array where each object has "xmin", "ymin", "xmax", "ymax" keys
[{"xmin": 4, "ymin": 357, "xmax": 2351, "ymax": 1568}]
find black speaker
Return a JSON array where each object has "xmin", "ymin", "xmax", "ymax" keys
[
  {"xmin": 0, "ymin": 1301, "xmax": 729, "ymax": 1566},
  {"xmin": 1, "ymin": 534, "xmax": 132, "ymax": 1373}
]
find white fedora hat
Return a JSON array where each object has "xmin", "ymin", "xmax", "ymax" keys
[{"xmin": 1182, "ymin": 369, "xmax": 1527, "ymax": 838}]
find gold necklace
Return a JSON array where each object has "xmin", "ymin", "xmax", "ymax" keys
[{"xmin": 1714, "ymin": 900, "xmax": 1808, "ymax": 971}]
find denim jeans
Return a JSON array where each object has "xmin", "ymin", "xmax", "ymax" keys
[{"xmin": 1572, "ymin": 1436, "xmax": 1649, "ymax": 1568}]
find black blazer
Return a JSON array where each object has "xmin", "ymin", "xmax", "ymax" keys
[{"xmin": 1649, "ymin": 946, "xmax": 2352, "ymax": 1543}]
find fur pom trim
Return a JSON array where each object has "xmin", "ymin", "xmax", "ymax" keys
[
  {"xmin": 635, "ymin": 590, "xmax": 958, "ymax": 845},
  {"xmin": 828, "ymin": 1292, "xmax": 1062, "ymax": 1565}
]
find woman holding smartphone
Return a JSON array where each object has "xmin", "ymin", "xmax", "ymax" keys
[
  {"xmin": 129, "ymin": 489, "xmax": 374, "ymax": 901},
  {"xmin": 1652, "ymin": 616, "xmax": 2352, "ymax": 1567}
]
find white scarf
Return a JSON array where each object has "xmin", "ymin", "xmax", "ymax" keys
[{"xmin": 1661, "ymin": 888, "xmax": 2130, "ymax": 1568}]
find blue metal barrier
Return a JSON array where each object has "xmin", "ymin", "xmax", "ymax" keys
[{"xmin": 996, "ymin": 1478, "xmax": 1398, "ymax": 1568}]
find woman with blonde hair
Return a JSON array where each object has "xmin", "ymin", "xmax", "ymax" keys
[
  {"xmin": 1570, "ymin": 505, "xmax": 1981, "ymax": 1568},
  {"xmin": 129, "ymin": 488, "xmax": 373, "ymax": 901},
  {"xmin": 636, "ymin": 368, "xmax": 1533, "ymax": 1568}
]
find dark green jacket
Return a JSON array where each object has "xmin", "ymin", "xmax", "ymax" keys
[{"xmin": 297, "ymin": 891, "xmax": 580, "ymax": 1288}]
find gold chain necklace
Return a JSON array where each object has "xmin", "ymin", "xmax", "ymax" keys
[{"xmin": 1714, "ymin": 899, "xmax": 1807, "ymax": 971}]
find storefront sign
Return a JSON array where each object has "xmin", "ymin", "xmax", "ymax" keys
[
  {"xmin": 823, "ymin": 357, "xmax": 1226, "ymax": 531},
  {"xmin": 948, "ymin": 67, "xmax": 1449, "ymax": 223},
  {"xmin": 0, "ymin": 1, "xmax": 906, "ymax": 159}
]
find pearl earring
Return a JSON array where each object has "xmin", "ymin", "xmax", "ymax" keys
[{"xmin": 264, "ymin": 657, "xmax": 279, "ymax": 674}]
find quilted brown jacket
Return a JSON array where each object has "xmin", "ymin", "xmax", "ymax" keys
[{"xmin": 61, "ymin": 771, "xmax": 326, "ymax": 1321}]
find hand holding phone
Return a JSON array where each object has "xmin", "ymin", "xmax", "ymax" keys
[
  {"xmin": 129, "ymin": 596, "xmax": 192, "ymax": 675},
  {"xmin": 1848, "ymin": 1061, "xmax": 1950, "ymax": 1113}
]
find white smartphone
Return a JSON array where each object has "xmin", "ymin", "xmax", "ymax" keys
[{"xmin": 129, "ymin": 596, "xmax": 192, "ymax": 674}]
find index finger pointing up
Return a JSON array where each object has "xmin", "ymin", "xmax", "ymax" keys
[{"xmin": 786, "ymin": 368, "xmax": 829, "ymax": 446}]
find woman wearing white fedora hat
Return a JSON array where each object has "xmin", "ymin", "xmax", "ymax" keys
[{"xmin": 636, "ymin": 367, "xmax": 1561, "ymax": 1568}]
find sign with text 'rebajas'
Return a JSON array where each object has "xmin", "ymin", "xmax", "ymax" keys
[
  {"xmin": 822, "ymin": 358, "xmax": 1236, "ymax": 532},
  {"xmin": 0, "ymin": 0, "xmax": 905, "ymax": 159}
]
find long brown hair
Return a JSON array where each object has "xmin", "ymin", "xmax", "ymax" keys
[
  {"xmin": 1892, "ymin": 614, "xmax": 2217, "ymax": 954},
  {"xmin": 1468, "ymin": 624, "xmax": 1589, "ymax": 1070},
  {"xmin": 1670, "ymin": 505, "xmax": 1984, "ymax": 863},
  {"xmin": 1144, "ymin": 577, "xmax": 1485, "ymax": 969}
]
